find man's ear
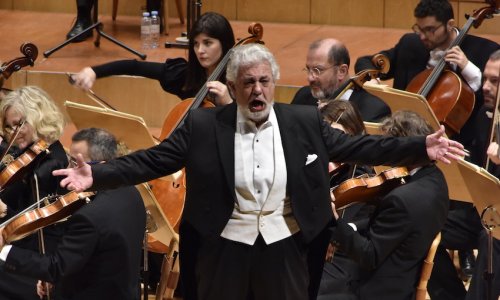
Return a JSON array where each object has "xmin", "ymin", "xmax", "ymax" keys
[
  {"xmin": 337, "ymin": 64, "xmax": 349, "ymax": 80},
  {"xmin": 446, "ymin": 19, "xmax": 455, "ymax": 31}
]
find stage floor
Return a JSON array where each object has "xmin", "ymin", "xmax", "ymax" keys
[{"xmin": 1, "ymin": 9, "xmax": 499, "ymax": 87}]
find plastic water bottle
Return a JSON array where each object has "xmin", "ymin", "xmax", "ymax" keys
[
  {"xmin": 141, "ymin": 12, "xmax": 151, "ymax": 50},
  {"xmin": 150, "ymin": 11, "xmax": 160, "ymax": 49}
]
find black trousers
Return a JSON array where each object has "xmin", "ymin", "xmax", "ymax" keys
[{"xmin": 195, "ymin": 234, "xmax": 309, "ymax": 300}]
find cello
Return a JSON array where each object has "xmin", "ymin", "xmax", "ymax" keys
[
  {"xmin": 148, "ymin": 22, "xmax": 265, "ymax": 237},
  {"xmin": 406, "ymin": 1, "xmax": 498, "ymax": 136},
  {"xmin": 0, "ymin": 42, "xmax": 38, "ymax": 81}
]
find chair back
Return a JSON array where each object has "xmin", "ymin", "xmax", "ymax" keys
[{"xmin": 415, "ymin": 232, "xmax": 441, "ymax": 300}]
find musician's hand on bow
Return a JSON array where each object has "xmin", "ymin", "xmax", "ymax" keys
[
  {"xmin": 206, "ymin": 81, "xmax": 233, "ymax": 106},
  {"xmin": 0, "ymin": 199, "xmax": 7, "ymax": 218},
  {"xmin": 69, "ymin": 67, "xmax": 97, "ymax": 91},
  {"xmin": 330, "ymin": 191, "xmax": 339, "ymax": 220},
  {"xmin": 426, "ymin": 125, "xmax": 465, "ymax": 164},
  {"xmin": 37, "ymin": 281, "xmax": 53, "ymax": 299},
  {"xmin": 487, "ymin": 142, "xmax": 500, "ymax": 165},
  {"xmin": 0, "ymin": 227, "xmax": 4, "ymax": 248},
  {"xmin": 52, "ymin": 153, "xmax": 93, "ymax": 192},
  {"xmin": 445, "ymin": 46, "xmax": 468, "ymax": 70}
]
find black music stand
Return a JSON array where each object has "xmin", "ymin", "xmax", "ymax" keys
[
  {"xmin": 44, "ymin": 0, "xmax": 146, "ymax": 60},
  {"xmin": 165, "ymin": 0, "xmax": 201, "ymax": 49}
]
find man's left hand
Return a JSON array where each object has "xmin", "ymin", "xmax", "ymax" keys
[
  {"xmin": 0, "ymin": 227, "xmax": 4, "ymax": 249},
  {"xmin": 445, "ymin": 46, "xmax": 468, "ymax": 70},
  {"xmin": 426, "ymin": 125, "xmax": 465, "ymax": 164}
]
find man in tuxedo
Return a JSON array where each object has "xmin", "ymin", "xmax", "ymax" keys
[
  {"xmin": 330, "ymin": 110, "xmax": 449, "ymax": 300},
  {"xmin": 53, "ymin": 43, "xmax": 464, "ymax": 300},
  {"xmin": 291, "ymin": 38, "xmax": 390, "ymax": 122},
  {"xmin": 0, "ymin": 128, "xmax": 145, "ymax": 300}
]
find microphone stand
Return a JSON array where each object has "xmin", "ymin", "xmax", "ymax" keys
[{"xmin": 44, "ymin": 0, "xmax": 146, "ymax": 60}]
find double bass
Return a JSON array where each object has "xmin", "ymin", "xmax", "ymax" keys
[{"xmin": 406, "ymin": 1, "xmax": 498, "ymax": 136}]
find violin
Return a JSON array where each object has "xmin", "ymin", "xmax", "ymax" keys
[
  {"xmin": 332, "ymin": 167, "xmax": 409, "ymax": 210},
  {"xmin": 0, "ymin": 43, "xmax": 38, "ymax": 80},
  {"xmin": 0, "ymin": 140, "xmax": 50, "ymax": 191},
  {"xmin": 1, "ymin": 191, "xmax": 94, "ymax": 244},
  {"xmin": 406, "ymin": 1, "xmax": 497, "ymax": 136}
]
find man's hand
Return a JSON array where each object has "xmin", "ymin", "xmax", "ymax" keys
[
  {"xmin": 426, "ymin": 125, "xmax": 465, "ymax": 164},
  {"xmin": 37, "ymin": 281, "xmax": 53, "ymax": 299},
  {"xmin": 445, "ymin": 46, "xmax": 469, "ymax": 70},
  {"xmin": 206, "ymin": 81, "xmax": 233, "ymax": 106},
  {"xmin": 52, "ymin": 153, "xmax": 93, "ymax": 192},
  {"xmin": 0, "ymin": 199, "xmax": 7, "ymax": 218},
  {"xmin": 0, "ymin": 227, "xmax": 5, "ymax": 249}
]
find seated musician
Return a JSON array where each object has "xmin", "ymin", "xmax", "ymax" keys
[
  {"xmin": 70, "ymin": 12, "xmax": 234, "ymax": 106},
  {"xmin": 330, "ymin": 110, "xmax": 449, "ymax": 300},
  {"xmin": 0, "ymin": 86, "xmax": 68, "ymax": 300},
  {"xmin": 318, "ymin": 100, "xmax": 376, "ymax": 300},
  {"xmin": 291, "ymin": 38, "xmax": 390, "ymax": 122},
  {"xmin": 0, "ymin": 127, "xmax": 145, "ymax": 300}
]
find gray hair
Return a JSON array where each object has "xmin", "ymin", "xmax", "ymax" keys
[
  {"xmin": 72, "ymin": 127, "xmax": 118, "ymax": 161},
  {"xmin": 226, "ymin": 44, "xmax": 280, "ymax": 82}
]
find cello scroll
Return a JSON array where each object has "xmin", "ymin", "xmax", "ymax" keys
[{"xmin": 0, "ymin": 43, "xmax": 38, "ymax": 80}]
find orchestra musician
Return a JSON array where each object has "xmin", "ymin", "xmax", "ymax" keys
[
  {"xmin": 70, "ymin": 12, "xmax": 235, "ymax": 106},
  {"xmin": 53, "ymin": 43, "xmax": 464, "ymax": 300},
  {"xmin": 355, "ymin": 0, "xmax": 499, "ymax": 149},
  {"xmin": 465, "ymin": 49, "xmax": 500, "ymax": 300},
  {"xmin": 0, "ymin": 127, "xmax": 145, "ymax": 300},
  {"xmin": 317, "ymin": 100, "xmax": 376, "ymax": 300},
  {"xmin": 330, "ymin": 110, "xmax": 449, "ymax": 300},
  {"xmin": 356, "ymin": 0, "xmax": 499, "ymax": 286},
  {"xmin": 291, "ymin": 38, "xmax": 390, "ymax": 122},
  {"xmin": 0, "ymin": 86, "xmax": 68, "ymax": 299},
  {"xmin": 429, "ymin": 49, "xmax": 500, "ymax": 300}
]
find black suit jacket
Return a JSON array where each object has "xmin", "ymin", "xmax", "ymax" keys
[
  {"xmin": 331, "ymin": 165, "xmax": 448, "ymax": 300},
  {"xmin": 4, "ymin": 187, "xmax": 145, "ymax": 300},
  {"xmin": 291, "ymin": 86, "xmax": 391, "ymax": 122},
  {"xmin": 355, "ymin": 33, "xmax": 499, "ymax": 147}
]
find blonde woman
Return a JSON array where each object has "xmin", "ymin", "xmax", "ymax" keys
[{"xmin": 0, "ymin": 86, "xmax": 68, "ymax": 300}]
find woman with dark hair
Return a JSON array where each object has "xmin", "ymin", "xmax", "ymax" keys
[{"xmin": 71, "ymin": 12, "xmax": 235, "ymax": 106}]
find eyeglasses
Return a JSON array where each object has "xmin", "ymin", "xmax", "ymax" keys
[
  {"xmin": 3, "ymin": 119, "xmax": 26, "ymax": 135},
  {"xmin": 303, "ymin": 65, "xmax": 338, "ymax": 78},
  {"xmin": 412, "ymin": 23, "xmax": 445, "ymax": 37}
]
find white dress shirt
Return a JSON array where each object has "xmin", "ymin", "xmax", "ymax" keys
[{"xmin": 220, "ymin": 106, "xmax": 299, "ymax": 245}]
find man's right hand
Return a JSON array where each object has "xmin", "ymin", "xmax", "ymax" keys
[{"xmin": 53, "ymin": 153, "xmax": 93, "ymax": 192}]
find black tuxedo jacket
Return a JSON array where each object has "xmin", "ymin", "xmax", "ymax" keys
[
  {"xmin": 331, "ymin": 165, "xmax": 448, "ymax": 300},
  {"xmin": 355, "ymin": 33, "xmax": 499, "ymax": 147},
  {"xmin": 4, "ymin": 187, "xmax": 145, "ymax": 300},
  {"xmin": 291, "ymin": 86, "xmax": 391, "ymax": 122}
]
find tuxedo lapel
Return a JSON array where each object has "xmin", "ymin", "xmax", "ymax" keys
[
  {"xmin": 273, "ymin": 104, "xmax": 303, "ymax": 195},
  {"xmin": 215, "ymin": 104, "xmax": 237, "ymax": 200}
]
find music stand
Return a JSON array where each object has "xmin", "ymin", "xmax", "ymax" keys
[
  {"xmin": 64, "ymin": 100, "xmax": 180, "ymax": 300},
  {"xmin": 361, "ymin": 84, "xmax": 473, "ymax": 202},
  {"xmin": 456, "ymin": 160, "xmax": 500, "ymax": 300},
  {"xmin": 44, "ymin": 0, "xmax": 146, "ymax": 60},
  {"xmin": 165, "ymin": 0, "xmax": 201, "ymax": 49}
]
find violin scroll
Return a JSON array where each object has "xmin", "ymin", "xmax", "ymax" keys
[
  {"xmin": 371, "ymin": 54, "xmax": 390, "ymax": 74},
  {"xmin": 0, "ymin": 43, "xmax": 38, "ymax": 80}
]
